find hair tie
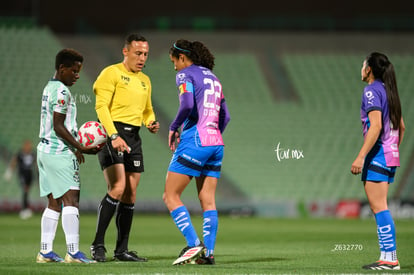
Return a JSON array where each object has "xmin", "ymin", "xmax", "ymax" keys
[{"xmin": 173, "ymin": 43, "xmax": 191, "ymax": 53}]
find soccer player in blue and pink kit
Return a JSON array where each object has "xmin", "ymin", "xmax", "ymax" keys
[
  {"xmin": 163, "ymin": 39, "xmax": 230, "ymax": 266},
  {"xmin": 351, "ymin": 52, "xmax": 405, "ymax": 270}
]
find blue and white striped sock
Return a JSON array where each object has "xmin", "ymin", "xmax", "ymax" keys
[
  {"xmin": 171, "ymin": 205, "xmax": 200, "ymax": 247},
  {"xmin": 375, "ymin": 210, "xmax": 397, "ymax": 262},
  {"xmin": 203, "ymin": 210, "xmax": 218, "ymax": 256}
]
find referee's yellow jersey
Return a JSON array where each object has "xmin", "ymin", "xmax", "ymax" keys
[{"xmin": 94, "ymin": 63, "xmax": 156, "ymax": 136}]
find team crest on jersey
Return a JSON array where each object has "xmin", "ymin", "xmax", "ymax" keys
[
  {"xmin": 57, "ymin": 99, "xmax": 65, "ymax": 106},
  {"xmin": 177, "ymin": 73, "xmax": 186, "ymax": 82},
  {"xmin": 73, "ymin": 171, "xmax": 80, "ymax": 183},
  {"xmin": 121, "ymin": 75, "xmax": 130, "ymax": 84},
  {"xmin": 141, "ymin": 81, "xmax": 147, "ymax": 89}
]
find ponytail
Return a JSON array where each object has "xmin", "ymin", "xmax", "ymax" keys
[
  {"xmin": 190, "ymin": 41, "xmax": 215, "ymax": 70},
  {"xmin": 382, "ymin": 63, "xmax": 402, "ymax": 129},
  {"xmin": 366, "ymin": 52, "xmax": 401, "ymax": 129}
]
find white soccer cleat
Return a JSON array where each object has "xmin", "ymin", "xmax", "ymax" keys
[
  {"xmin": 19, "ymin": 208, "xmax": 33, "ymax": 220},
  {"xmin": 172, "ymin": 245, "xmax": 205, "ymax": 266}
]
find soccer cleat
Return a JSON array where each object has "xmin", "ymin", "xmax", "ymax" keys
[
  {"xmin": 64, "ymin": 251, "xmax": 96, "ymax": 263},
  {"xmin": 36, "ymin": 251, "xmax": 64, "ymax": 263},
  {"xmin": 90, "ymin": 244, "xmax": 107, "ymax": 262},
  {"xmin": 196, "ymin": 254, "xmax": 215, "ymax": 265},
  {"xmin": 172, "ymin": 245, "xmax": 205, "ymax": 266},
  {"xmin": 19, "ymin": 208, "xmax": 33, "ymax": 220},
  {"xmin": 362, "ymin": 260, "xmax": 400, "ymax": 270},
  {"xmin": 114, "ymin": 250, "xmax": 148, "ymax": 262}
]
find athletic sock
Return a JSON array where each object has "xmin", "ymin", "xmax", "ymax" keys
[
  {"xmin": 375, "ymin": 224, "xmax": 384, "ymax": 260},
  {"xmin": 115, "ymin": 202, "xmax": 134, "ymax": 253},
  {"xmin": 40, "ymin": 208, "xmax": 60, "ymax": 253},
  {"xmin": 203, "ymin": 210, "xmax": 218, "ymax": 256},
  {"xmin": 170, "ymin": 205, "xmax": 200, "ymax": 247},
  {"xmin": 62, "ymin": 206, "xmax": 80, "ymax": 254},
  {"xmin": 375, "ymin": 209, "xmax": 397, "ymax": 262},
  {"xmin": 23, "ymin": 191, "xmax": 29, "ymax": 209},
  {"xmin": 383, "ymin": 251, "xmax": 398, "ymax": 262},
  {"xmin": 92, "ymin": 194, "xmax": 119, "ymax": 246}
]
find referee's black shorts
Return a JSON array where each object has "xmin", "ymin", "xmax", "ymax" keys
[{"xmin": 98, "ymin": 122, "xmax": 144, "ymax": 173}]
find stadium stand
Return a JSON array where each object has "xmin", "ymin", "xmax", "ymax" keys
[
  {"xmin": 0, "ymin": 26, "xmax": 109, "ymax": 209},
  {"xmin": 1, "ymin": 27, "xmax": 414, "ymax": 216}
]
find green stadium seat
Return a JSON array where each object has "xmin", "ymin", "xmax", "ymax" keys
[{"xmin": 1, "ymin": 28, "xmax": 414, "ymax": 214}]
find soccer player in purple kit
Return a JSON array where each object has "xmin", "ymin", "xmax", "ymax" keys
[
  {"xmin": 162, "ymin": 39, "xmax": 230, "ymax": 266},
  {"xmin": 351, "ymin": 52, "xmax": 405, "ymax": 270}
]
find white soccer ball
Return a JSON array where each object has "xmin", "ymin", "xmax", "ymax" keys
[{"xmin": 78, "ymin": 121, "xmax": 108, "ymax": 148}]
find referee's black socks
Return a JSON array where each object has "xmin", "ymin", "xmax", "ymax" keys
[
  {"xmin": 92, "ymin": 194, "xmax": 119, "ymax": 246},
  {"xmin": 115, "ymin": 202, "xmax": 135, "ymax": 253}
]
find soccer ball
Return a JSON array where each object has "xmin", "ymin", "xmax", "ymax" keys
[{"xmin": 78, "ymin": 121, "xmax": 108, "ymax": 148}]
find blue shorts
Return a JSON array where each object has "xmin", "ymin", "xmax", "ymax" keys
[
  {"xmin": 362, "ymin": 144, "xmax": 397, "ymax": 183},
  {"xmin": 168, "ymin": 140, "xmax": 224, "ymax": 178}
]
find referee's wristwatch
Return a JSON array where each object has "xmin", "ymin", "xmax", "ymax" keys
[{"xmin": 110, "ymin": 133, "xmax": 119, "ymax": 140}]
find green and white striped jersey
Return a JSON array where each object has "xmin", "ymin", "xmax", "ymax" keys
[{"xmin": 37, "ymin": 79, "xmax": 78, "ymax": 154}]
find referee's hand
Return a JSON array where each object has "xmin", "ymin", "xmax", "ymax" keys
[
  {"xmin": 147, "ymin": 120, "xmax": 160, "ymax": 134},
  {"xmin": 111, "ymin": 136, "xmax": 131, "ymax": 153}
]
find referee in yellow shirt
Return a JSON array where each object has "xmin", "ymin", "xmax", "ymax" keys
[{"xmin": 90, "ymin": 34, "xmax": 159, "ymax": 262}]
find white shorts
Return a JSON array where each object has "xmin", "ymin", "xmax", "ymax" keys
[{"xmin": 37, "ymin": 150, "xmax": 80, "ymax": 198}]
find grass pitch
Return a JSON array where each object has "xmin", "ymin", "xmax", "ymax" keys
[{"xmin": 0, "ymin": 213, "xmax": 413, "ymax": 274}]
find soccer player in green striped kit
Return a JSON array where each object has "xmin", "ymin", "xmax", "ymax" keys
[{"xmin": 36, "ymin": 49, "xmax": 100, "ymax": 264}]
